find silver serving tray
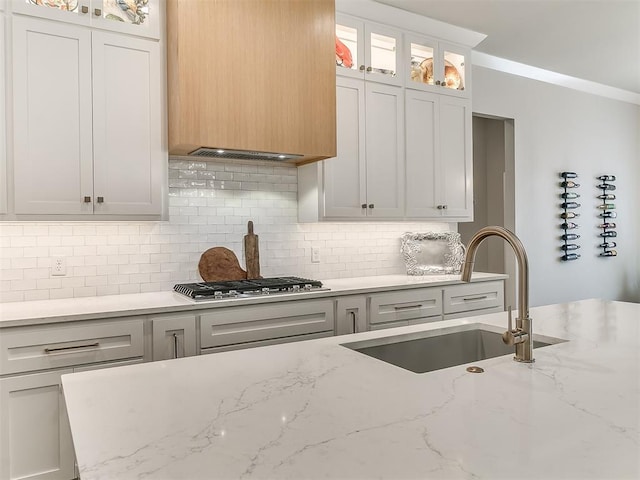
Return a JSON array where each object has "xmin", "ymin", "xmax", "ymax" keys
[{"xmin": 400, "ymin": 232, "xmax": 466, "ymax": 275}]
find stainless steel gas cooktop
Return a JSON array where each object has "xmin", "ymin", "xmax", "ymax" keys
[{"xmin": 173, "ymin": 276, "xmax": 327, "ymax": 301}]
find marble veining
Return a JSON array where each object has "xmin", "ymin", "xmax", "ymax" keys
[{"xmin": 62, "ymin": 299, "xmax": 640, "ymax": 479}]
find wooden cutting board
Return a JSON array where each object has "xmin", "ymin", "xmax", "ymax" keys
[
  {"xmin": 244, "ymin": 221, "xmax": 261, "ymax": 279},
  {"xmin": 198, "ymin": 247, "xmax": 247, "ymax": 282}
]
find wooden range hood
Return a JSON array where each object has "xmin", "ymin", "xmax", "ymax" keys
[{"xmin": 167, "ymin": 0, "xmax": 337, "ymax": 165}]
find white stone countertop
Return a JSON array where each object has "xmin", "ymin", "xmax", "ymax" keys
[
  {"xmin": 0, "ymin": 272, "xmax": 505, "ymax": 327},
  {"xmin": 62, "ymin": 299, "xmax": 639, "ymax": 480}
]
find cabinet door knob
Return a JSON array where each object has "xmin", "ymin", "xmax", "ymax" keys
[
  {"xmin": 368, "ymin": 203, "xmax": 374, "ymax": 209},
  {"xmin": 83, "ymin": 196, "xmax": 91, "ymax": 203},
  {"xmin": 435, "ymin": 80, "xmax": 441, "ymax": 86},
  {"xmin": 96, "ymin": 196, "xmax": 104, "ymax": 203},
  {"xmin": 443, "ymin": 204, "xmax": 448, "ymax": 209},
  {"xmin": 81, "ymin": 5, "xmax": 88, "ymax": 13},
  {"xmin": 366, "ymin": 66, "xmax": 372, "ymax": 73},
  {"xmin": 361, "ymin": 203, "xmax": 367, "ymax": 209},
  {"xmin": 437, "ymin": 204, "xmax": 443, "ymax": 209},
  {"xmin": 359, "ymin": 65, "xmax": 365, "ymax": 71},
  {"xmin": 94, "ymin": 8, "xmax": 102, "ymax": 16}
]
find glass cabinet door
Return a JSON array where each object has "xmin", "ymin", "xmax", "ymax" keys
[
  {"xmin": 12, "ymin": 0, "xmax": 159, "ymax": 39},
  {"xmin": 441, "ymin": 43, "xmax": 466, "ymax": 94},
  {"xmin": 12, "ymin": 0, "xmax": 92, "ymax": 25},
  {"xmin": 335, "ymin": 15, "xmax": 401, "ymax": 86},
  {"xmin": 91, "ymin": 0, "xmax": 159, "ymax": 39},
  {"xmin": 364, "ymin": 22, "xmax": 402, "ymax": 85},
  {"xmin": 335, "ymin": 14, "xmax": 364, "ymax": 78},
  {"xmin": 405, "ymin": 35, "xmax": 468, "ymax": 96},
  {"xmin": 406, "ymin": 33, "xmax": 439, "ymax": 89}
]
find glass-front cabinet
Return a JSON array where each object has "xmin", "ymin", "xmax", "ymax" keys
[
  {"xmin": 11, "ymin": 0, "xmax": 159, "ymax": 39},
  {"xmin": 406, "ymin": 33, "xmax": 468, "ymax": 96},
  {"xmin": 335, "ymin": 14, "xmax": 402, "ymax": 86}
]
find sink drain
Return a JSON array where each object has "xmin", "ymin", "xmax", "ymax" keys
[{"xmin": 466, "ymin": 366, "xmax": 484, "ymax": 373}]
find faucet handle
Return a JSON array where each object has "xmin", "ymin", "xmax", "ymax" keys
[{"xmin": 502, "ymin": 306, "xmax": 528, "ymax": 346}]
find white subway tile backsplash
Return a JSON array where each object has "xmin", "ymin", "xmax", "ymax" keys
[
  {"xmin": 96, "ymin": 285, "xmax": 120, "ymax": 296},
  {"xmin": 25, "ymin": 289, "xmax": 50, "ymax": 301},
  {"xmin": 74, "ymin": 286, "xmax": 97, "ymax": 298},
  {"xmin": 0, "ymin": 158, "xmax": 452, "ymax": 302},
  {"xmin": 50, "ymin": 288, "xmax": 75, "ymax": 299}
]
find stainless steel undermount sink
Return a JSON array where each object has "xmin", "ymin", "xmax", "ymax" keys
[{"xmin": 341, "ymin": 323, "xmax": 566, "ymax": 374}]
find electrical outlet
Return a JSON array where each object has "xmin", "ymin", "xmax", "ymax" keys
[
  {"xmin": 311, "ymin": 246, "xmax": 320, "ymax": 263},
  {"xmin": 52, "ymin": 257, "xmax": 66, "ymax": 276}
]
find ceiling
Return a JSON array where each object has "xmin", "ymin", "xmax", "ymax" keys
[{"xmin": 374, "ymin": 0, "xmax": 640, "ymax": 94}]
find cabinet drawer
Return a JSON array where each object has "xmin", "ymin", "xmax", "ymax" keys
[
  {"xmin": 369, "ymin": 288, "xmax": 442, "ymax": 325},
  {"xmin": 443, "ymin": 281, "xmax": 504, "ymax": 315},
  {"xmin": 200, "ymin": 299, "xmax": 335, "ymax": 349},
  {"xmin": 0, "ymin": 318, "xmax": 144, "ymax": 375}
]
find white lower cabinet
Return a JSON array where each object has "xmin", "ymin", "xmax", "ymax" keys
[
  {"xmin": 199, "ymin": 300, "xmax": 335, "ymax": 353},
  {"xmin": 442, "ymin": 281, "xmax": 504, "ymax": 320},
  {"xmin": 336, "ymin": 295, "xmax": 367, "ymax": 335},
  {"xmin": 151, "ymin": 314, "xmax": 197, "ymax": 361},
  {"xmin": 368, "ymin": 288, "xmax": 442, "ymax": 330},
  {"xmin": 0, "ymin": 370, "xmax": 75, "ymax": 480},
  {"xmin": 0, "ymin": 278, "xmax": 504, "ymax": 479},
  {"xmin": 0, "ymin": 317, "xmax": 144, "ymax": 480},
  {"xmin": 367, "ymin": 281, "xmax": 505, "ymax": 330}
]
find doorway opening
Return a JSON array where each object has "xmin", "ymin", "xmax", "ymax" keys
[{"xmin": 459, "ymin": 115, "xmax": 516, "ymax": 309}]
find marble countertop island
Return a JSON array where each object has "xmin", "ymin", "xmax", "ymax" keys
[{"xmin": 62, "ymin": 299, "xmax": 639, "ymax": 479}]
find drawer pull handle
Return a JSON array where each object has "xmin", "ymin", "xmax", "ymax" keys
[
  {"xmin": 350, "ymin": 311, "xmax": 357, "ymax": 333},
  {"xmin": 45, "ymin": 342, "xmax": 99, "ymax": 353},
  {"xmin": 394, "ymin": 304, "xmax": 423, "ymax": 310},
  {"xmin": 463, "ymin": 295, "xmax": 489, "ymax": 301},
  {"xmin": 173, "ymin": 333, "xmax": 179, "ymax": 359}
]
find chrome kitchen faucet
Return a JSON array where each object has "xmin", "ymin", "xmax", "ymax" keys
[{"xmin": 461, "ymin": 226, "xmax": 534, "ymax": 363}]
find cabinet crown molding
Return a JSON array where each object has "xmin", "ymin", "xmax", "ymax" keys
[{"xmin": 336, "ymin": 0, "xmax": 486, "ymax": 48}]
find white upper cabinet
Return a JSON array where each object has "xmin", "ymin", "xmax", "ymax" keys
[
  {"xmin": 303, "ymin": 2, "xmax": 480, "ymax": 223},
  {"xmin": 406, "ymin": 33, "xmax": 469, "ymax": 97},
  {"xmin": 0, "ymin": 13, "xmax": 7, "ymax": 215},
  {"xmin": 12, "ymin": 17, "xmax": 93, "ymax": 215},
  {"xmin": 91, "ymin": 31, "xmax": 161, "ymax": 215},
  {"xmin": 11, "ymin": 0, "xmax": 160, "ymax": 39},
  {"xmin": 405, "ymin": 90, "xmax": 472, "ymax": 219},
  {"xmin": 323, "ymin": 77, "xmax": 367, "ymax": 218},
  {"xmin": 363, "ymin": 82, "xmax": 404, "ymax": 217},
  {"xmin": 12, "ymin": 16, "xmax": 162, "ymax": 216},
  {"xmin": 321, "ymin": 77, "xmax": 404, "ymax": 220},
  {"xmin": 335, "ymin": 13, "xmax": 403, "ymax": 87}
]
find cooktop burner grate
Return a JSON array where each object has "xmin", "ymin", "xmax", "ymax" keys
[{"xmin": 174, "ymin": 276, "xmax": 324, "ymax": 300}]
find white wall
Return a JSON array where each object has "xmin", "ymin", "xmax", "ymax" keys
[
  {"xmin": 473, "ymin": 66, "xmax": 640, "ymax": 305},
  {"xmin": 0, "ymin": 159, "xmax": 451, "ymax": 302}
]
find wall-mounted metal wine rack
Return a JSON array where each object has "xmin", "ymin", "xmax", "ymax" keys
[
  {"xmin": 597, "ymin": 175, "xmax": 617, "ymax": 258},
  {"xmin": 559, "ymin": 172, "xmax": 581, "ymax": 261}
]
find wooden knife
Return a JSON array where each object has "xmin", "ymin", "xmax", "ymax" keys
[{"xmin": 244, "ymin": 221, "xmax": 261, "ymax": 279}]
